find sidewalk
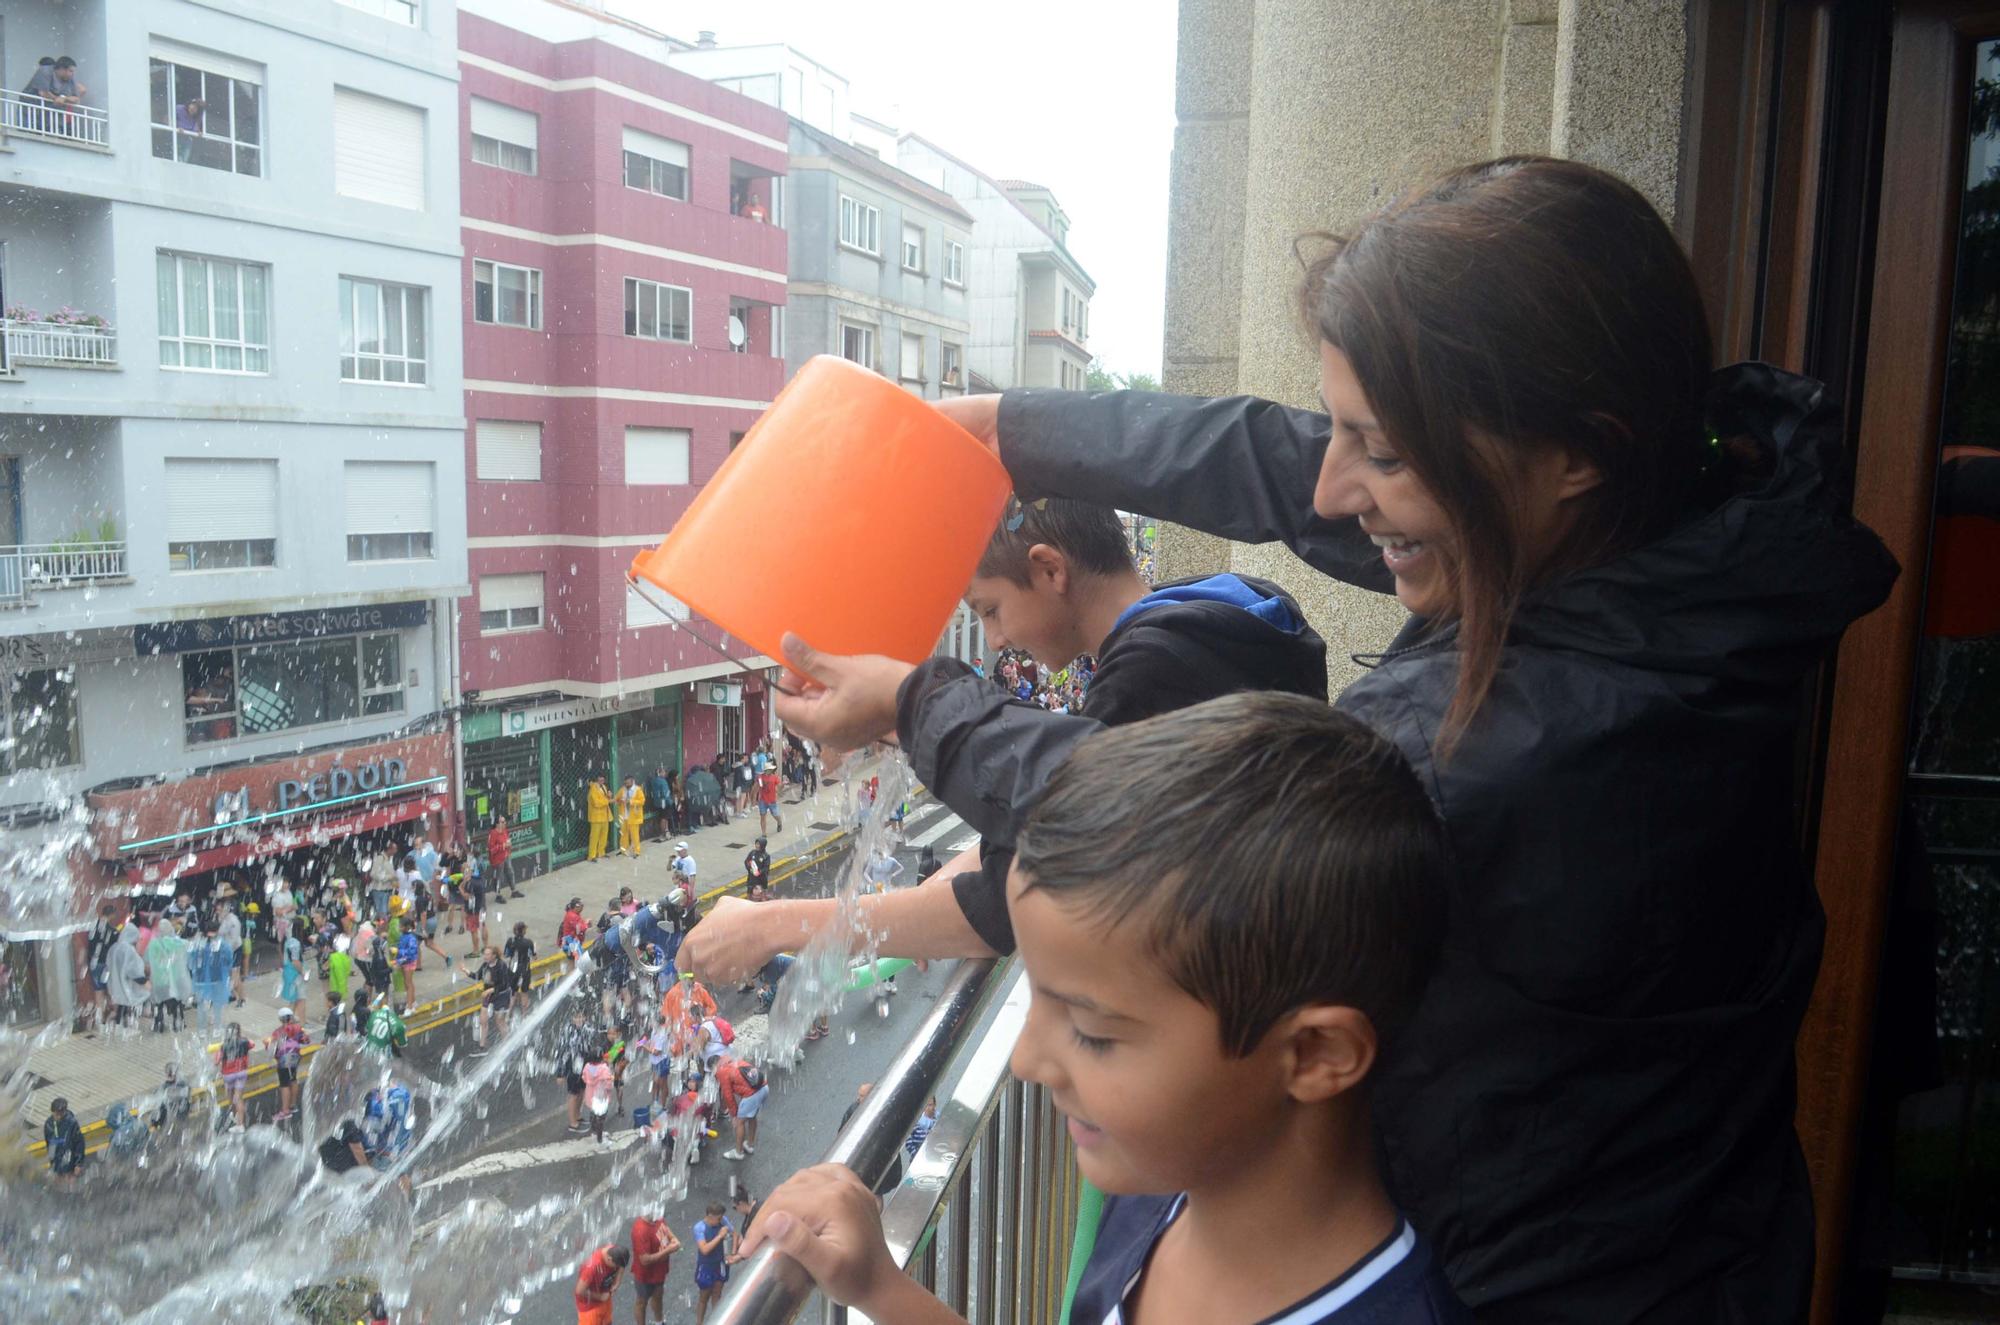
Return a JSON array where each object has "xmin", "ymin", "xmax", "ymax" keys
[{"xmin": 14, "ymin": 781, "xmax": 876, "ymax": 1143}]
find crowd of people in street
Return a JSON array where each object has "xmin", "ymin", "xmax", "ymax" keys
[{"xmin": 991, "ymin": 647, "xmax": 1093, "ymax": 713}]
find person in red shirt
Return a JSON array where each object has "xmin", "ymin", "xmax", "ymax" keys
[
  {"xmin": 487, "ymin": 815, "xmax": 523, "ymax": 900},
  {"xmin": 629, "ymin": 1204, "xmax": 682, "ymax": 1324},
  {"xmin": 755, "ymin": 766, "xmax": 783, "ymax": 836},
  {"xmin": 659, "ymin": 972, "xmax": 718, "ymax": 1049},
  {"xmin": 716, "ymin": 1055, "xmax": 769, "ymax": 1161},
  {"xmin": 559, "ymin": 897, "xmax": 591, "ymax": 962},
  {"xmin": 573, "ymin": 1243, "xmax": 629, "ymax": 1325}
]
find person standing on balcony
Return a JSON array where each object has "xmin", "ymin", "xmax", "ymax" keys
[
  {"xmin": 765, "ymin": 159, "xmax": 1900, "ymax": 1323},
  {"xmin": 587, "ymin": 776, "xmax": 614, "ymax": 862},
  {"xmin": 173, "ymin": 96, "xmax": 205, "ymax": 162}
]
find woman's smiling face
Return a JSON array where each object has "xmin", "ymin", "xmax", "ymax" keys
[{"xmin": 1311, "ymin": 343, "xmax": 1457, "ymax": 618}]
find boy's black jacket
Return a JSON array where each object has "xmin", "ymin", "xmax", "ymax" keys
[{"xmin": 905, "ymin": 572, "xmax": 1328, "ymax": 954}]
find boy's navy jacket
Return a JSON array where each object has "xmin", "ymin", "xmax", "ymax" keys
[
  {"xmin": 898, "ymin": 364, "xmax": 1899, "ymax": 1324},
  {"xmin": 1072, "ymin": 1195, "xmax": 1470, "ymax": 1325},
  {"xmin": 914, "ymin": 570, "xmax": 1328, "ymax": 954}
]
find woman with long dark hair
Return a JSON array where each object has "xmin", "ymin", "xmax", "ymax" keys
[{"xmin": 761, "ymin": 158, "xmax": 1898, "ymax": 1322}]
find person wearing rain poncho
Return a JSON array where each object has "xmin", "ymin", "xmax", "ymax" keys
[
  {"xmin": 189, "ymin": 925, "xmax": 234, "ymax": 1039},
  {"xmin": 146, "ymin": 917, "xmax": 193, "ymax": 1033},
  {"xmin": 105, "ymin": 922, "xmax": 148, "ymax": 1027}
]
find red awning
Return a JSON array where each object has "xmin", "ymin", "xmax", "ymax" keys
[{"xmin": 123, "ymin": 791, "xmax": 445, "ymax": 891}]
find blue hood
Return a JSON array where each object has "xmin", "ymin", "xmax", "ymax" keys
[{"xmin": 1111, "ymin": 573, "xmax": 1304, "ymax": 637}]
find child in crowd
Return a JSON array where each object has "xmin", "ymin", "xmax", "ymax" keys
[{"xmin": 741, "ymin": 693, "xmax": 1468, "ymax": 1324}]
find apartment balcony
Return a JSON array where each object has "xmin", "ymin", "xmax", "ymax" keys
[
  {"xmin": 1, "ymin": 316, "xmax": 118, "ymax": 370},
  {"xmin": 0, "ymin": 541, "xmax": 129, "ymax": 605},
  {"xmin": 0, "ymin": 88, "xmax": 110, "ymax": 152}
]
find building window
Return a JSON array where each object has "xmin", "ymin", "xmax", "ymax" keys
[
  {"xmin": 469, "ymin": 97, "xmax": 537, "ymax": 175},
  {"xmin": 166, "ymin": 457, "xmax": 277, "ymax": 571},
  {"xmin": 626, "ymin": 582, "xmax": 690, "ymax": 629},
  {"xmin": 839, "ymin": 195, "xmax": 881, "ymax": 255},
  {"xmin": 624, "ymin": 278, "xmax": 692, "ymax": 342},
  {"xmin": 345, "ymin": 460, "xmax": 436, "ymax": 562},
  {"xmin": 944, "ymin": 241, "xmax": 964, "ymax": 286},
  {"xmin": 4, "ymin": 667, "xmax": 80, "ymax": 772},
  {"xmin": 338, "ymin": 0, "xmax": 419, "ymax": 23},
  {"xmin": 479, "ymin": 573, "xmax": 544, "ymax": 634},
  {"xmin": 149, "ymin": 49, "xmax": 262, "ymax": 176},
  {"xmin": 840, "ymin": 322, "xmax": 876, "ymax": 371},
  {"xmin": 941, "ymin": 342, "xmax": 963, "ymax": 390},
  {"xmin": 900, "ymin": 332, "xmax": 924, "ymax": 384},
  {"xmin": 181, "ymin": 632, "xmax": 404, "ymax": 746},
  {"xmin": 473, "ymin": 260, "xmax": 542, "ymax": 330},
  {"xmin": 901, "ymin": 222, "xmax": 924, "ymax": 273},
  {"xmin": 624, "ymin": 427, "xmax": 691, "ymax": 485},
  {"xmin": 332, "ymin": 88, "xmax": 426, "ymax": 211},
  {"xmin": 623, "ymin": 126, "xmax": 690, "ymax": 201},
  {"xmin": 340, "ymin": 277, "xmax": 428, "ymax": 384},
  {"xmin": 475, "ymin": 419, "xmax": 542, "ymax": 481},
  {"xmin": 1062, "ymin": 288, "xmax": 1074, "ymax": 334},
  {"xmin": 156, "ymin": 252, "xmax": 270, "ymax": 374}
]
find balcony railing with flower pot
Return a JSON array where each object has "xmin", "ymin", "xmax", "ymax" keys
[
  {"xmin": 0, "ymin": 89, "xmax": 110, "ymax": 150},
  {"xmin": 3, "ymin": 307, "xmax": 117, "ymax": 367}
]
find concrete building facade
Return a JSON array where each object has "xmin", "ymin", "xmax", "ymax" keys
[
  {"xmin": 898, "ymin": 136, "xmax": 1095, "ymax": 392},
  {"xmin": 454, "ymin": 0, "xmax": 789, "ymax": 874},
  {"xmin": 0, "ymin": 0, "xmax": 467, "ymax": 1022}
]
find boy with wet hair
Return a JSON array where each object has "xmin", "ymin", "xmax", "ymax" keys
[
  {"xmin": 682, "ymin": 497, "xmax": 1327, "ymax": 979},
  {"xmin": 741, "ymin": 692, "xmax": 1467, "ymax": 1323}
]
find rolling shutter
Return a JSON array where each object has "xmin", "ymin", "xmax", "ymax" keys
[
  {"xmin": 165, "ymin": 459, "xmax": 277, "ymax": 542},
  {"xmin": 469, "ymin": 97, "xmax": 537, "ymax": 152},
  {"xmin": 333, "ymin": 88, "xmax": 426, "ymax": 210},
  {"xmin": 345, "ymin": 461, "xmax": 434, "ymax": 535},
  {"xmin": 621, "ymin": 125, "xmax": 689, "ymax": 168},
  {"xmin": 476, "ymin": 420, "xmax": 542, "ymax": 481},
  {"xmin": 479, "ymin": 573, "xmax": 543, "ymax": 613},
  {"xmin": 624, "ymin": 427, "xmax": 691, "ymax": 485}
]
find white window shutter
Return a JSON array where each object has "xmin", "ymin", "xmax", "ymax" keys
[
  {"xmin": 345, "ymin": 461, "xmax": 435, "ymax": 535},
  {"xmin": 476, "ymin": 420, "xmax": 542, "ymax": 481},
  {"xmin": 480, "ymin": 573, "xmax": 542, "ymax": 613},
  {"xmin": 334, "ymin": 89, "xmax": 427, "ymax": 210},
  {"xmin": 166, "ymin": 459, "xmax": 278, "ymax": 541},
  {"xmin": 624, "ymin": 427, "xmax": 691, "ymax": 485},
  {"xmin": 469, "ymin": 97, "xmax": 537, "ymax": 151},
  {"xmin": 621, "ymin": 125, "xmax": 689, "ymax": 167},
  {"xmin": 626, "ymin": 582, "xmax": 691, "ymax": 628}
]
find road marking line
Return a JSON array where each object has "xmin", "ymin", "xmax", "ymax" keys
[{"xmin": 908, "ymin": 813, "xmax": 967, "ymax": 848}]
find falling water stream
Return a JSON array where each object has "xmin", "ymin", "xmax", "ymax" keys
[{"xmin": 0, "ymin": 744, "xmax": 918, "ymax": 1324}]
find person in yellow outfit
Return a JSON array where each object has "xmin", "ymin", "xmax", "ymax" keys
[
  {"xmin": 619, "ymin": 775, "xmax": 645, "ymax": 857},
  {"xmin": 586, "ymin": 775, "xmax": 612, "ymax": 862}
]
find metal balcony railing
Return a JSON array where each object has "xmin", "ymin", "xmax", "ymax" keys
[
  {"xmin": 0, "ymin": 542, "xmax": 129, "ymax": 601},
  {"xmin": 715, "ymin": 958, "xmax": 1080, "ymax": 1325},
  {"xmin": 3, "ymin": 319, "xmax": 118, "ymax": 367},
  {"xmin": 0, "ymin": 89, "xmax": 110, "ymax": 150}
]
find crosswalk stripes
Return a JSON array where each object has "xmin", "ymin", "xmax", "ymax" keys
[{"xmin": 908, "ymin": 812, "xmax": 968, "ymax": 849}]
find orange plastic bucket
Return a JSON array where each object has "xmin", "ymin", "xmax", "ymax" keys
[{"xmin": 630, "ymin": 354, "xmax": 1011, "ymax": 671}]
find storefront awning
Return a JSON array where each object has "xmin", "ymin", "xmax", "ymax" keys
[{"xmin": 122, "ymin": 790, "xmax": 446, "ymax": 892}]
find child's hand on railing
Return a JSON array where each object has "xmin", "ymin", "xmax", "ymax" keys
[{"xmin": 739, "ymin": 1163, "xmax": 971, "ymax": 1325}]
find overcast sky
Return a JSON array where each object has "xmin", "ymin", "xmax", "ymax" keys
[{"xmin": 610, "ymin": 0, "xmax": 1178, "ymax": 380}]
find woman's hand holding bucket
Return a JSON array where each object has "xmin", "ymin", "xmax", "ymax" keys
[
  {"xmin": 930, "ymin": 394, "xmax": 1000, "ymax": 459},
  {"xmin": 772, "ymin": 633, "xmax": 911, "ymax": 753}
]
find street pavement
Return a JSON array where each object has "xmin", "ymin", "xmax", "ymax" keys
[{"xmin": 15, "ymin": 778, "xmax": 980, "ymax": 1141}]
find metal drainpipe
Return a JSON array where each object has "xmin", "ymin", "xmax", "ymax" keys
[{"xmin": 442, "ymin": 594, "xmax": 463, "ymax": 843}]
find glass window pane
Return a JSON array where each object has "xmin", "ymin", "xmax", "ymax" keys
[
  {"xmin": 339, "ymin": 278, "xmax": 356, "ymax": 355},
  {"xmin": 639, "ymin": 286, "xmax": 658, "ymax": 339},
  {"xmin": 211, "ymin": 262, "xmax": 239, "ymax": 342},
  {"xmin": 624, "ymin": 279, "xmax": 639, "ymax": 335},
  {"xmin": 196, "ymin": 71, "xmax": 229, "ymax": 138},
  {"xmin": 181, "ymin": 259, "xmax": 209, "ymax": 338},
  {"xmin": 186, "ymin": 342, "xmax": 213, "ymax": 369},
  {"xmin": 384, "ymin": 358, "xmax": 406, "ymax": 384},
  {"xmin": 236, "ymin": 146, "xmax": 259, "ymax": 178},
  {"xmin": 215, "ymin": 345, "xmax": 242, "ymax": 372},
  {"xmin": 408, "ymin": 362, "xmax": 426, "ymax": 385},
  {"xmin": 149, "ymin": 60, "xmax": 172, "ymax": 128},
  {"xmin": 234, "ymin": 81, "xmax": 259, "ymax": 147},
  {"xmin": 474, "ymin": 265, "xmax": 494, "ymax": 323},
  {"xmin": 624, "ymin": 152, "xmax": 647, "ymax": 190},
  {"xmin": 406, "ymin": 292, "xmax": 426, "ymax": 359},
  {"xmin": 357, "ymin": 284, "xmax": 381, "ymax": 356},
  {"xmin": 360, "ymin": 356, "xmax": 381, "ymax": 381},
  {"xmin": 383, "ymin": 288, "xmax": 405, "ymax": 357},
  {"xmin": 152, "ymin": 127, "xmax": 174, "ymax": 161},
  {"xmin": 157, "ymin": 254, "xmax": 179, "ymax": 341},
  {"xmin": 241, "ymin": 266, "xmax": 268, "ymax": 349}
]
